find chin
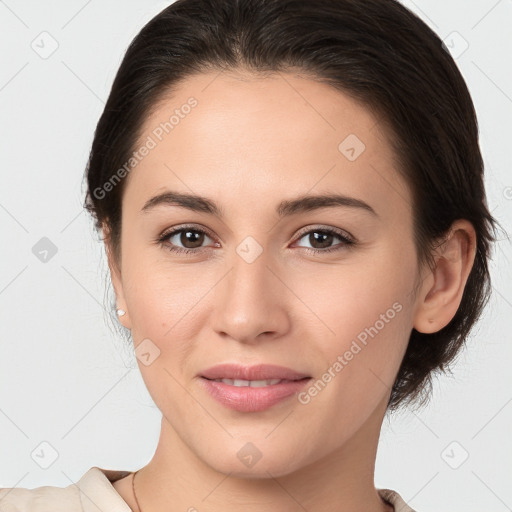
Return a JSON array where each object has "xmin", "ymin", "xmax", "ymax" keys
[{"xmin": 195, "ymin": 437, "xmax": 309, "ymax": 479}]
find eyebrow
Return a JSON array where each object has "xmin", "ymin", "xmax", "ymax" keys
[{"xmin": 141, "ymin": 190, "xmax": 379, "ymax": 219}]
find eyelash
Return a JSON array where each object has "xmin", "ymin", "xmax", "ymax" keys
[{"xmin": 156, "ymin": 224, "xmax": 356, "ymax": 255}]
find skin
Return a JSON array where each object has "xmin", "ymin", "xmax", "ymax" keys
[{"xmin": 105, "ymin": 70, "xmax": 476, "ymax": 512}]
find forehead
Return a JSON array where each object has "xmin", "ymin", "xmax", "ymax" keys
[{"xmin": 125, "ymin": 70, "xmax": 412, "ymax": 221}]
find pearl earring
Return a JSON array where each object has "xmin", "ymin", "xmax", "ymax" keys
[{"xmin": 117, "ymin": 308, "xmax": 126, "ymax": 317}]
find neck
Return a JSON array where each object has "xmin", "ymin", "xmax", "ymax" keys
[{"xmin": 132, "ymin": 398, "xmax": 392, "ymax": 512}]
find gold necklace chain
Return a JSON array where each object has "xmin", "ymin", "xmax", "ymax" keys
[{"xmin": 132, "ymin": 470, "xmax": 142, "ymax": 512}]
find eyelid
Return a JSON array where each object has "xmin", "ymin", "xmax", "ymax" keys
[
  {"xmin": 293, "ymin": 224, "xmax": 355, "ymax": 243},
  {"xmin": 158, "ymin": 223, "xmax": 218, "ymax": 243}
]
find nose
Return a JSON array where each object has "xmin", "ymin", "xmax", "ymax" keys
[{"xmin": 210, "ymin": 245, "xmax": 291, "ymax": 345}]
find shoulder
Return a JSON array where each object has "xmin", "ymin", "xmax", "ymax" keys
[
  {"xmin": 0, "ymin": 467, "xmax": 133, "ymax": 512},
  {"xmin": 0, "ymin": 481, "xmax": 81, "ymax": 512},
  {"xmin": 378, "ymin": 488, "xmax": 418, "ymax": 512}
]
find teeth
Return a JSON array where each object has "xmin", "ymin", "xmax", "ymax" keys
[
  {"xmin": 213, "ymin": 378, "xmax": 283, "ymax": 387},
  {"xmin": 249, "ymin": 379, "xmax": 281, "ymax": 387}
]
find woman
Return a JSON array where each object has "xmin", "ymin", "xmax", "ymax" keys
[{"xmin": 0, "ymin": 0, "xmax": 500, "ymax": 510}]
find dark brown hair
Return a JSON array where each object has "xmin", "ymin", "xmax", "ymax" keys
[{"xmin": 84, "ymin": 0, "xmax": 502, "ymax": 412}]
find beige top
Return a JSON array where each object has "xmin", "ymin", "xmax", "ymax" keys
[{"xmin": 0, "ymin": 466, "xmax": 417, "ymax": 511}]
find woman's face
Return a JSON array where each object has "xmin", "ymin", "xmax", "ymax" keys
[{"xmin": 110, "ymin": 70, "xmax": 427, "ymax": 477}]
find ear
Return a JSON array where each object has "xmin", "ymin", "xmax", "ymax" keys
[
  {"xmin": 103, "ymin": 223, "xmax": 132, "ymax": 330},
  {"xmin": 413, "ymin": 219, "xmax": 477, "ymax": 334}
]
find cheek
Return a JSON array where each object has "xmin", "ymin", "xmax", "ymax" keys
[
  {"xmin": 294, "ymin": 291, "xmax": 414, "ymax": 445},
  {"xmin": 306, "ymin": 285, "xmax": 410, "ymax": 394},
  {"xmin": 296, "ymin": 245, "xmax": 417, "ymax": 400},
  {"xmin": 120, "ymin": 252, "xmax": 220, "ymax": 373},
  {"xmin": 298, "ymin": 244, "xmax": 415, "ymax": 344},
  {"xmin": 125, "ymin": 280, "xmax": 200, "ymax": 350}
]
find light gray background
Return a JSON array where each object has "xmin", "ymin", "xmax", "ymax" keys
[{"xmin": 0, "ymin": 1, "xmax": 511, "ymax": 510}]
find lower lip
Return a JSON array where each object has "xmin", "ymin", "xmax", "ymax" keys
[{"xmin": 199, "ymin": 377, "xmax": 311, "ymax": 412}]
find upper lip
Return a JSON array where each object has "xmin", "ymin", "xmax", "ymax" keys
[{"xmin": 200, "ymin": 363, "xmax": 310, "ymax": 381}]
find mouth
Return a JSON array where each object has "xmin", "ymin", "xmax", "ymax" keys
[
  {"xmin": 203, "ymin": 377, "xmax": 307, "ymax": 387},
  {"xmin": 199, "ymin": 364, "xmax": 311, "ymax": 412},
  {"xmin": 200, "ymin": 363, "xmax": 310, "ymax": 381}
]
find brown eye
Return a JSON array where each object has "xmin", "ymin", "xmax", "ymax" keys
[
  {"xmin": 177, "ymin": 229, "xmax": 205, "ymax": 249},
  {"xmin": 308, "ymin": 231, "xmax": 335, "ymax": 249},
  {"xmin": 294, "ymin": 228, "xmax": 355, "ymax": 254},
  {"xmin": 158, "ymin": 226, "xmax": 215, "ymax": 254}
]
